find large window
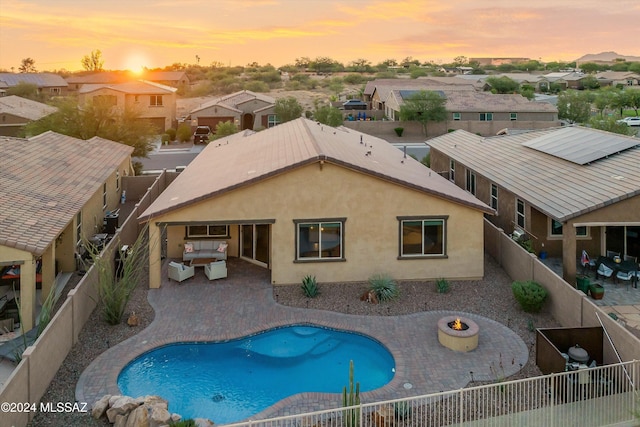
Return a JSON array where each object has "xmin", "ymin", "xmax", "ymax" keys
[
  {"xmin": 150, "ymin": 95, "xmax": 163, "ymax": 106},
  {"xmin": 399, "ymin": 217, "xmax": 447, "ymax": 258},
  {"xmin": 490, "ymin": 183, "xmax": 498, "ymax": 211},
  {"xmin": 186, "ymin": 225, "xmax": 229, "ymax": 238},
  {"xmin": 267, "ymin": 114, "xmax": 279, "ymax": 128},
  {"xmin": 479, "ymin": 113, "xmax": 493, "ymax": 121},
  {"xmin": 295, "ymin": 219, "xmax": 344, "ymax": 260},
  {"xmin": 465, "ymin": 169, "xmax": 476, "ymax": 196},
  {"xmin": 516, "ymin": 199, "xmax": 525, "ymax": 228}
]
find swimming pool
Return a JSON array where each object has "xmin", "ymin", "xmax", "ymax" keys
[{"xmin": 118, "ymin": 325, "xmax": 395, "ymax": 424}]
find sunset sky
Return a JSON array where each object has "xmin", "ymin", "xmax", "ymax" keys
[{"xmin": 0, "ymin": 0, "xmax": 638, "ymax": 72}]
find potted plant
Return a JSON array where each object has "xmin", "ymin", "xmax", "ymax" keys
[
  {"xmin": 576, "ymin": 274, "xmax": 590, "ymax": 295},
  {"xmin": 590, "ymin": 283, "xmax": 605, "ymax": 300}
]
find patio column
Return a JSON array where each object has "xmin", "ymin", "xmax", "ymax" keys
[
  {"xmin": 562, "ymin": 223, "xmax": 577, "ymax": 285},
  {"xmin": 40, "ymin": 244, "xmax": 55, "ymax": 304},
  {"xmin": 20, "ymin": 259, "xmax": 37, "ymax": 331},
  {"xmin": 149, "ymin": 222, "xmax": 162, "ymax": 289}
]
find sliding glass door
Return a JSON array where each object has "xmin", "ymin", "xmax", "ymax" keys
[{"xmin": 241, "ymin": 224, "xmax": 270, "ymax": 267}]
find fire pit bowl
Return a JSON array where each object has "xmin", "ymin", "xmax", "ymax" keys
[{"xmin": 437, "ymin": 315, "xmax": 479, "ymax": 352}]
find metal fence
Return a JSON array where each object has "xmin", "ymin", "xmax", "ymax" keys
[{"xmin": 226, "ymin": 360, "xmax": 639, "ymax": 427}]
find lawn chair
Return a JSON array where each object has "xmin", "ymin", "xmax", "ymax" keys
[
  {"xmin": 168, "ymin": 261, "xmax": 195, "ymax": 283},
  {"xmin": 580, "ymin": 250, "xmax": 596, "ymax": 275},
  {"xmin": 596, "ymin": 262, "xmax": 614, "ymax": 282}
]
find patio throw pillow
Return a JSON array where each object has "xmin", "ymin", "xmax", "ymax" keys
[
  {"xmin": 217, "ymin": 242, "xmax": 228, "ymax": 253},
  {"xmin": 184, "ymin": 242, "xmax": 194, "ymax": 253}
]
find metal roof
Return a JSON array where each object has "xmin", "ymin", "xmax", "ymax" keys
[
  {"xmin": 522, "ymin": 127, "xmax": 640, "ymax": 165},
  {"xmin": 427, "ymin": 127, "xmax": 640, "ymax": 222}
]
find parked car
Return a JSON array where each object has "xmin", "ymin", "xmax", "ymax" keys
[
  {"xmin": 616, "ymin": 117, "xmax": 640, "ymax": 127},
  {"xmin": 193, "ymin": 126, "xmax": 212, "ymax": 143}
]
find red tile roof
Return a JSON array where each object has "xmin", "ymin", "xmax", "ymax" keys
[{"xmin": 0, "ymin": 132, "xmax": 133, "ymax": 255}]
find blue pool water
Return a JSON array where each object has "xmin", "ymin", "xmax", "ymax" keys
[{"xmin": 118, "ymin": 325, "xmax": 395, "ymax": 424}]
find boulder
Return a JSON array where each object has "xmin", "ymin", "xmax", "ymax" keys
[
  {"xmin": 125, "ymin": 405, "xmax": 149, "ymax": 427},
  {"xmin": 194, "ymin": 418, "xmax": 215, "ymax": 427},
  {"xmin": 107, "ymin": 396, "xmax": 140, "ymax": 423},
  {"xmin": 170, "ymin": 413, "xmax": 182, "ymax": 423},
  {"xmin": 114, "ymin": 413, "xmax": 129, "ymax": 427},
  {"xmin": 143, "ymin": 395, "xmax": 168, "ymax": 410},
  {"xmin": 109, "ymin": 395, "xmax": 124, "ymax": 406},
  {"xmin": 149, "ymin": 406, "xmax": 171, "ymax": 427},
  {"xmin": 92, "ymin": 394, "xmax": 112, "ymax": 419}
]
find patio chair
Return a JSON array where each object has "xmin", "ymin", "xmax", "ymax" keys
[
  {"xmin": 596, "ymin": 262, "xmax": 614, "ymax": 282},
  {"xmin": 606, "ymin": 250, "xmax": 620, "ymax": 259},
  {"xmin": 168, "ymin": 261, "xmax": 195, "ymax": 283},
  {"xmin": 623, "ymin": 255, "xmax": 637, "ymax": 263},
  {"xmin": 205, "ymin": 260, "xmax": 227, "ymax": 281},
  {"xmin": 616, "ymin": 269, "xmax": 637, "ymax": 286},
  {"xmin": 580, "ymin": 250, "xmax": 596, "ymax": 274}
]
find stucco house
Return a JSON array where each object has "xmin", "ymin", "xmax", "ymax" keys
[
  {"xmin": 384, "ymin": 90, "xmax": 559, "ymax": 136},
  {"xmin": 0, "ymin": 132, "xmax": 133, "ymax": 331},
  {"xmin": 66, "ymin": 71, "xmax": 190, "ymax": 93},
  {"xmin": 189, "ymin": 90, "xmax": 277, "ymax": 131},
  {"xmin": 428, "ymin": 126, "xmax": 640, "ymax": 284},
  {"xmin": 0, "ymin": 95, "xmax": 57, "ymax": 136},
  {"xmin": 139, "ymin": 118, "xmax": 492, "ymax": 288},
  {"xmin": 0, "ymin": 73, "xmax": 68, "ymax": 97},
  {"xmin": 595, "ymin": 71, "xmax": 640, "ymax": 87},
  {"xmin": 78, "ymin": 80, "xmax": 177, "ymax": 132}
]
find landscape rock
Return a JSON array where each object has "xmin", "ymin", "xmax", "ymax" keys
[
  {"xmin": 194, "ymin": 418, "xmax": 215, "ymax": 427},
  {"xmin": 114, "ymin": 413, "xmax": 129, "ymax": 427},
  {"xmin": 107, "ymin": 396, "xmax": 140, "ymax": 423},
  {"xmin": 109, "ymin": 395, "xmax": 124, "ymax": 407},
  {"xmin": 170, "ymin": 413, "xmax": 182, "ymax": 422},
  {"xmin": 149, "ymin": 406, "xmax": 171, "ymax": 427},
  {"xmin": 92, "ymin": 394, "xmax": 112, "ymax": 419},
  {"xmin": 125, "ymin": 405, "xmax": 149, "ymax": 427}
]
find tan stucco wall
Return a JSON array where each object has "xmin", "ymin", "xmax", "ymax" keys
[{"xmin": 152, "ymin": 162, "xmax": 485, "ymax": 285}]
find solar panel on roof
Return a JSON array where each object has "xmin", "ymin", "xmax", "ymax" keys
[{"xmin": 521, "ymin": 127, "xmax": 639, "ymax": 165}]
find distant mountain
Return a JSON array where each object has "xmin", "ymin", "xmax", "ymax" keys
[{"xmin": 575, "ymin": 51, "xmax": 640, "ymax": 64}]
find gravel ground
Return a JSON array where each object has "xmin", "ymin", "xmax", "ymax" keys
[{"xmin": 28, "ymin": 254, "xmax": 559, "ymax": 426}]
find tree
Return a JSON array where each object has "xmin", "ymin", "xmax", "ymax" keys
[
  {"xmin": 314, "ymin": 104, "xmax": 343, "ymax": 127},
  {"xmin": 486, "ymin": 76, "xmax": 520, "ymax": 94},
  {"xmin": 81, "ymin": 49, "xmax": 105, "ymax": 72},
  {"xmin": 6, "ymin": 82, "xmax": 41, "ymax": 101},
  {"xmin": 24, "ymin": 97, "xmax": 155, "ymax": 158},
  {"xmin": 593, "ymin": 88, "xmax": 619, "ymax": 116},
  {"xmin": 581, "ymin": 75, "xmax": 600, "ymax": 90},
  {"xmin": 620, "ymin": 89, "xmax": 640, "ymax": 116},
  {"xmin": 274, "ymin": 97, "xmax": 303, "ymax": 123},
  {"xmin": 19, "ymin": 57, "xmax": 36, "ymax": 73},
  {"xmin": 580, "ymin": 62, "xmax": 600, "ymax": 74},
  {"xmin": 453, "ymin": 56, "xmax": 468, "ymax": 66},
  {"xmin": 348, "ymin": 58, "xmax": 372, "ymax": 72},
  {"xmin": 557, "ymin": 90, "xmax": 592, "ymax": 124},
  {"xmin": 399, "ymin": 90, "xmax": 447, "ymax": 135},
  {"xmin": 589, "ymin": 116, "xmax": 634, "ymax": 136}
]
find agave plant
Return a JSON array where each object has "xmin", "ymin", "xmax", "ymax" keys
[
  {"xmin": 368, "ymin": 273, "xmax": 399, "ymax": 302},
  {"xmin": 301, "ymin": 275, "xmax": 319, "ymax": 298}
]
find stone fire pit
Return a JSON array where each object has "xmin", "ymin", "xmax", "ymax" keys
[{"xmin": 437, "ymin": 315, "xmax": 479, "ymax": 352}]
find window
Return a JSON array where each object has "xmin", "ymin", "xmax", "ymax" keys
[
  {"xmin": 50, "ymin": 87, "xmax": 61, "ymax": 95},
  {"xmin": 449, "ymin": 159, "xmax": 455, "ymax": 182},
  {"xmin": 76, "ymin": 211, "xmax": 82, "ymax": 243},
  {"xmin": 116, "ymin": 171, "xmax": 120, "ymax": 191},
  {"xmin": 510, "ymin": 113, "xmax": 517, "ymax": 121},
  {"xmin": 295, "ymin": 220, "xmax": 344, "ymax": 260},
  {"xmin": 516, "ymin": 199, "xmax": 525, "ymax": 228},
  {"xmin": 465, "ymin": 169, "xmax": 476, "ymax": 196},
  {"xmin": 550, "ymin": 219, "xmax": 589, "ymax": 237},
  {"xmin": 452, "ymin": 112, "xmax": 461, "ymax": 121},
  {"xmin": 102, "ymin": 183, "xmax": 107, "ymax": 208},
  {"xmin": 267, "ymin": 114, "xmax": 279, "ymax": 128},
  {"xmin": 150, "ymin": 95, "xmax": 163, "ymax": 106},
  {"xmin": 186, "ymin": 225, "xmax": 229, "ymax": 238},
  {"xmin": 399, "ymin": 217, "xmax": 447, "ymax": 257},
  {"xmin": 479, "ymin": 113, "xmax": 493, "ymax": 121},
  {"xmin": 490, "ymin": 183, "xmax": 498, "ymax": 211}
]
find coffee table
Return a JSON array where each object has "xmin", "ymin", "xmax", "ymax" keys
[{"xmin": 189, "ymin": 258, "xmax": 216, "ymax": 267}]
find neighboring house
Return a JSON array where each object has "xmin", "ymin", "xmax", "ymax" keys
[
  {"xmin": 66, "ymin": 71, "xmax": 190, "ymax": 93},
  {"xmin": 78, "ymin": 80, "xmax": 177, "ymax": 132},
  {"xmin": 595, "ymin": 71, "xmax": 640, "ymax": 87},
  {"xmin": 469, "ymin": 57, "xmax": 531, "ymax": 66},
  {"xmin": 383, "ymin": 90, "xmax": 559, "ymax": 135},
  {"xmin": 0, "ymin": 72, "xmax": 68, "ymax": 97},
  {"xmin": 428, "ymin": 126, "xmax": 640, "ymax": 283},
  {"xmin": 0, "ymin": 132, "xmax": 133, "ymax": 331},
  {"xmin": 189, "ymin": 90, "xmax": 276, "ymax": 131},
  {"xmin": 0, "ymin": 95, "xmax": 57, "ymax": 136},
  {"xmin": 139, "ymin": 118, "xmax": 492, "ymax": 288}
]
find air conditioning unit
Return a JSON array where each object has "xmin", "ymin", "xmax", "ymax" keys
[{"xmin": 512, "ymin": 228, "xmax": 525, "ymax": 241}]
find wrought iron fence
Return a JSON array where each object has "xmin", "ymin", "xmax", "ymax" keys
[{"xmin": 225, "ymin": 360, "xmax": 639, "ymax": 427}]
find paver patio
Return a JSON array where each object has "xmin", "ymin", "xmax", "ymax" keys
[{"xmin": 76, "ymin": 258, "xmax": 528, "ymax": 421}]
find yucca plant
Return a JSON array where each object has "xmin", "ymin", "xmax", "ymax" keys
[
  {"xmin": 301, "ymin": 275, "xmax": 319, "ymax": 298},
  {"xmin": 368, "ymin": 273, "xmax": 399, "ymax": 302},
  {"xmin": 435, "ymin": 278, "xmax": 450, "ymax": 294}
]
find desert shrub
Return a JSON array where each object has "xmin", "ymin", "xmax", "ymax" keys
[
  {"xmin": 394, "ymin": 127, "xmax": 404, "ymax": 136},
  {"xmin": 512, "ymin": 280, "xmax": 548, "ymax": 313},
  {"xmin": 368, "ymin": 273, "xmax": 399, "ymax": 302},
  {"xmin": 176, "ymin": 123, "xmax": 192, "ymax": 142},
  {"xmin": 243, "ymin": 80, "xmax": 270, "ymax": 92},
  {"xmin": 170, "ymin": 420, "xmax": 196, "ymax": 427},
  {"xmin": 301, "ymin": 275, "xmax": 319, "ymax": 298},
  {"xmin": 436, "ymin": 278, "xmax": 450, "ymax": 293},
  {"xmin": 214, "ymin": 120, "xmax": 239, "ymax": 139},
  {"xmin": 161, "ymin": 133, "xmax": 170, "ymax": 144},
  {"xmin": 166, "ymin": 128, "xmax": 177, "ymax": 141}
]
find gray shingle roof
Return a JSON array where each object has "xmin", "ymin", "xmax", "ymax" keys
[
  {"xmin": 139, "ymin": 118, "xmax": 491, "ymax": 221},
  {"xmin": 0, "ymin": 73, "xmax": 68, "ymax": 88},
  {"xmin": 0, "ymin": 132, "xmax": 133, "ymax": 255},
  {"xmin": 427, "ymin": 127, "xmax": 640, "ymax": 222}
]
